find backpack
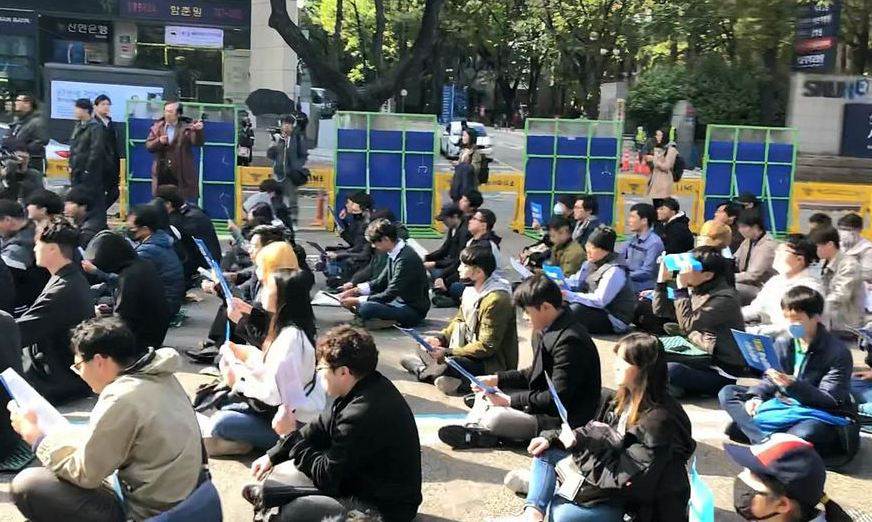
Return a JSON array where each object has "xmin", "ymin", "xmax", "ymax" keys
[
  {"xmin": 670, "ymin": 145, "xmax": 685, "ymax": 182},
  {"xmin": 478, "ymin": 156, "xmax": 491, "ymax": 184}
]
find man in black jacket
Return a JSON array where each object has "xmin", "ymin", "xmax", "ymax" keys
[
  {"xmin": 654, "ymin": 197, "xmax": 694, "ymax": 254},
  {"xmin": 16, "ymin": 218, "xmax": 93, "ymax": 404},
  {"xmin": 63, "ymin": 187, "xmax": 106, "ymax": 250},
  {"xmin": 424, "ymin": 203, "xmax": 464, "ymax": 278},
  {"xmin": 0, "ymin": 200, "xmax": 48, "ymax": 315},
  {"xmin": 439, "ymin": 274, "xmax": 602, "ymax": 449},
  {"xmin": 9, "ymin": 94, "xmax": 48, "ymax": 173},
  {"xmin": 720, "ymin": 286, "xmax": 853, "ymax": 458},
  {"xmin": 93, "ymin": 94, "xmax": 121, "ymax": 208},
  {"xmin": 155, "ymin": 184, "xmax": 222, "ymax": 263},
  {"xmin": 69, "ymin": 98, "xmax": 106, "ymax": 221},
  {"xmin": 249, "ymin": 326, "xmax": 422, "ymax": 522},
  {"xmin": 339, "ymin": 218, "xmax": 430, "ymax": 328}
]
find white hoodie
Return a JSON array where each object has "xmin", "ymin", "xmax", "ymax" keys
[{"xmin": 742, "ymin": 269, "xmax": 823, "ymax": 337}]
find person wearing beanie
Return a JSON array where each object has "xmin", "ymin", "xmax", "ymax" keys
[
  {"xmin": 726, "ymin": 433, "xmax": 851, "ymax": 521},
  {"xmin": 564, "ymin": 225, "xmax": 635, "ymax": 334},
  {"xmin": 69, "ymin": 98, "xmax": 107, "ymax": 224}
]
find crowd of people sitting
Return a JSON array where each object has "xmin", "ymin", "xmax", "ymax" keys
[{"xmin": 0, "ymin": 175, "xmax": 870, "ymax": 522}]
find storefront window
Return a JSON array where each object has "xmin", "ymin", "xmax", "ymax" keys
[{"xmin": 41, "ymin": 17, "xmax": 112, "ymax": 66}]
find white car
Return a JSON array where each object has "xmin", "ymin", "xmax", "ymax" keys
[{"xmin": 440, "ymin": 121, "xmax": 494, "ymax": 159}]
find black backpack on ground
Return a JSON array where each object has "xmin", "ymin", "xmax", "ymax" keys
[{"xmin": 478, "ymin": 156, "xmax": 491, "ymax": 185}]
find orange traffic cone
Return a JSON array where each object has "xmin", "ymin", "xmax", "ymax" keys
[{"xmin": 310, "ymin": 191, "xmax": 326, "ymax": 228}]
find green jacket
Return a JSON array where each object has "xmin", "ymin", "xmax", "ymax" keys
[
  {"xmin": 439, "ymin": 282, "xmax": 518, "ymax": 374},
  {"xmin": 366, "ymin": 242, "xmax": 430, "ymax": 316},
  {"xmin": 551, "ymin": 240, "xmax": 585, "ymax": 276}
]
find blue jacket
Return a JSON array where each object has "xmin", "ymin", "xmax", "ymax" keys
[
  {"xmin": 135, "ymin": 230, "xmax": 185, "ymax": 315},
  {"xmin": 621, "ymin": 230, "xmax": 664, "ymax": 293},
  {"xmin": 748, "ymin": 326, "xmax": 854, "ymax": 415}
]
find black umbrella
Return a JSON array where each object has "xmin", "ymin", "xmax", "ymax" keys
[{"xmin": 245, "ymin": 89, "xmax": 295, "ymax": 116}]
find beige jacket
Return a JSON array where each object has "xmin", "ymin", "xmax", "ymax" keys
[
  {"xmin": 36, "ymin": 349, "xmax": 202, "ymax": 521},
  {"xmin": 821, "ymin": 251, "xmax": 864, "ymax": 332},
  {"xmin": 734, "ymin": 232, "xmax": 778, "ymax": 288},
  {"xmin": 646, "ymin": 145, "xmax": 677, "ymax": 199}
]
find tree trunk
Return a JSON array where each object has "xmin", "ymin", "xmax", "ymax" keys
[
  {"xmin": 333, "ymin": 0, "xmax": 344, "ymax": 68},
  {"xmin": 528, "ymin": 57, "xmax": 542, "ymax": 116},
  {"xmin": 760, "ymin": 47, "xmax": 778, "ymax": 125}
]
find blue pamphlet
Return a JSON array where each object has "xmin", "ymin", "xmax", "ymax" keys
[
  {"xmin": 730, "ymin": 329, "xmax": 783, "ymax": 373},
  {"xmin": 544, "ymin": 372, "xmax": 569, "ymax": 426},
  {"xmin": 530, "ymin": 202, "xmax": 543, "ymax": 224},
  {"xmin": 194, "ymin": 238, "xmax": 234, "ymax": 308},
  {"xmin": 640, "ymin": 287, "xmax": 676, "ymax": 301},
  {"xmin": 542, "ymin": 264, "xmax": 569, "ymax": 290},
  {"xmin": 663, "ymin": 252, "xmax": 702, "ymax": 273},
  {"xmin": 395, "ymin": 326, "xmax": 498, "ymax": 393}
]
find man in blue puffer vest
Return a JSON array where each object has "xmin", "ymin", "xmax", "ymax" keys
[{"xmin": 126, "ymin": 203, "xmax": 185, "ymax": 316}]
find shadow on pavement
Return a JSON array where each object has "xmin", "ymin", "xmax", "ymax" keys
[{"xmin": 421, "ymin": 446, "xmax": 511, "ymax": 486}]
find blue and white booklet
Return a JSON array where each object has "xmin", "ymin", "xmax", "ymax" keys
[
  {"xmin": 730, "ymin": 329, "xmax": 783, "ymax": 373},
  {"xmin": 544, "ymin": 371, "xmax": 569, "ymax": 426},
  {"xmin": 194, "ymin": 237, "xmax": 234, "ymax": 308},
  {"xmin": 542, "ymin": 264, "xmax": 569, "ymax": 290},
  {"xmin": 395, "ymin": 326, "xmax": 498, "ymax": 393},
  {"xmin": 510, "ymin": 257, "xmax": 534, "ymax": 279},
  {"xmin": 663, "ymin": 252, "xmax": 703, "ymax": 273},
  {"xmin": 530, "ymin": 202, "xmax": 543, "ymax": 224}
]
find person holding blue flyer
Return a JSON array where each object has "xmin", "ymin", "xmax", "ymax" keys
[
  {"xmin": 438, "ymin": 275, "xmax": 601, "ymax": 449},
  {"xmin": 620, "ymin": 203, "xmax": 664, "ymax": 293},
  {"xmin": 720, "ymin": 286, "xmax": 855, "ymax": 458},
  {"xmin": 652, "ymin": 247, "xmax": 747, "ymax": 397}
]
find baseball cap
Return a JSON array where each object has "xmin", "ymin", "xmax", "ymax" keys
[
  {"xmin": 725, "ymin": 433, "xmax": 826, "ymax": 503},
  {"xmin": 436, "ymin": 203, "xmax": 462, "ymax": 221}
]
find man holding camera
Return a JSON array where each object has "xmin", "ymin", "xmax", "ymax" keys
[
  {"xmin": 0, "ymin": 141, "xmax": 44, "ymax": 203},
  {"xmin": 267, "ymin": 115, "xmax": 308, "ymax": 228},
  {"xmin": 145, "ymin": 101, "xmax": 204, "ymax": 201}
]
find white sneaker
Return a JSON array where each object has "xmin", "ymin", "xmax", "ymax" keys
[
  {"xmin": 503, "ymin": 467, "xmax": 531, "ymax": 496},
  {"xmin": 434, "ymin": 376, "xmax": 462, "ymax": 395}
]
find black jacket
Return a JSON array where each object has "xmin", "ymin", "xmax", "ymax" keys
[
  {"xmin": 10, "ymin": 111, "xmax": 48, "ymax": 171},
  {"xmin": 425, "ymin": 224, "xmax": 464, "ymax": 269},
  {"xmin": 2, "ymin": 221, "xmax": 49, "ymax": 313},
  {"xmin": 545, "ymin": 392, "xmax": 696, "ymax": 522},
  {"xmin": 76, "ymin": 213, "xmax": 108, "ymax": 250},
  {"xmin": 439, "ymin": 226, "xmax": 492, "ymax": 284},
  {"xmin": 69, "ymin": 119, "xmax": 106, "ymax": 197},
  {"xmin": 749, "ymin": 325, "xmax": 854, "ymax": 415},
  {"xmin": 86, "ymin": 231, "xmax": 171, "ymax": 351},
  {"xmin": 268, "ymin": 372, "xmax": 422, "ymax": 521},
  {"xmin": 177, "ymin": 203, "xmax": 222, "ymax": 263},
  {"xmin": 95, "ymin": 116, "xmax": 121, "ymax": 190},
  {"xmin": 365, "ymin": 243, "xmax": 430, "ymax": 317},
  {"xmin": 654, "ymin": 213, "xmax": 695, "ymax": 254},
  {"xmin": 449, "ymin": 162, "xmax": 478, "ymax": 203},
  {"xmin": 497, "ymin": 308, "xmax": 602, "ymax": 431},
  {"xmin": 17, "ymin": 263, "xmax": 93, "ymax": 404},
  {"xmin": 0, "ymin": 259, "xmax": 13, "ymax": 315}
]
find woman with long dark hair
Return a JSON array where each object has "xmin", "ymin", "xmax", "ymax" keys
[
  {"xmin": 449, "ymin": 126, "xmax": 483, "ymax": 203},
  {"xmin": 511, "ymin": 333, "xmax": 696, "ymax": 522},
  {"xmin": 206, "ymin": 268, "xmax": 325, "ymax": 456}
]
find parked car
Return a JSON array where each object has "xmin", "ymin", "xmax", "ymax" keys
[
  {"xmin": 311, "ymin": 88, "xmax": 337, "ymax": 119},
  {"xmin": 440, "ymin": 121, "xmax": 494, "ymax": 159}
]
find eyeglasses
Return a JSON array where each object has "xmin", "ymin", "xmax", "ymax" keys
[
  {"xmin": 315, "ymin": 364, "xmax": 333, "ymax": 373},
  {"xmin": 70, "ymin": 358, "xmax": 87, "ymax": 375}
]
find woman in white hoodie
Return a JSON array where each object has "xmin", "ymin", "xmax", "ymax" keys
[{"xmin": 208, "ymin": 268, "xmax": 327, "ymax": 454}]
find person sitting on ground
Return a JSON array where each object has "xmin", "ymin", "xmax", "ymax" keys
[
  {"xmin": 15, "ymin": 218, "xmax": 93, "ymax": 404},
  {"xmin": 743, "ymin": 235, "xmax": 823, "ymax": 337},
  {"xmin": 653, "ymin": 246, "xmax": 747, "ymax": 397},
  {"xmin": 810, "ymin": 227, "xmax": 864, "ymax": 335},
  {"xmin": 808, "ymin": 212, "xmax": 833, "ymax": 232},
  {"xmin": 445, "ymin": 208, "xmax": 504, "ymax": 301},
  {"xmin": 726, "ymin": 433, "xmax": 852, "ymax": 522},
  {"xmin": 333, "ymin": 209, "xmax": 408, "ymax": 292},
  {"xmin": 432, "ymin": 190, "xmax": 482, "ymax": 300},
  {"xmin": 24, "ymin": 190, "xmax": 63, "ymax": 229},
  {"xmin": 225, "ymin": 202, "xmax": 279, "ymax": 270},
  {"xmin": 654, "ymin": 197, "xmax": 694, "ymax": 254},
  {"xmin": 570, "ymin": 195, "xmax": 601, "ymax": 247},
  {"xmin": 324, "ymin": 191, "xmax": 374, "ymax": 288},
  {"xmin": 837, "ymin": 213, "xmax": 872, "ymax": 311},
  {"xmin": 542, "ymin": 215, "xmax": 584, "ymax": 276},
  {"xmin": 621, "ymin": 203, "xmax": 664, "ymax": 293},
  {"xmin": 401, "ymin": 246, "xmax": 518, "ymax": 395},
  {"xmin": 0, "ymin": 258, "xmax": 13, "ymax": 315},
  {"xmin": 0, "ymin": 199, "xmax": 48, "ymax": 314},
  {"xmin": 515, "ymin": 333, "xmax": 695, "ymax": 522},
  {"xmin": 206, "ymin": 268, "xmax": 326, "ymax": 456},
  {"xmin": 734, "ymin": 192, "xmax": 763, "ymax": 221},
  {"xmin": 155, "ymin": 184, "xmax": 222, "ymax": 264},
  {"xmin": 697, "ymin": 219, "xmax": 733, "ymax": 251},
  {"xmin": 520, "ymin": 195, "xmax": 576, "ymax": 268},
  {"xmin": 243, "ymin": 178, "xmax": 292, "ymax": 228},
  {"xmin": 563, "ymin": 225, "xmax": 635, "ymax": 335},
  {"xmin": 247, "ymin": 325, "xmax": 422, "ymax": 522},
  {"xmin": 734, "ymin": 210, "xmax": 778, "ymax": 305},
  {"xmin": 338, "ymin": 218, "xmax": 430, "ymax": 328},
  {"xmin": 82, "ymin": 230, "xmax": 171, "ymax": 352},
  {"xmin": 10, "ymin": 317, "xmax": 204, "ymax": 521},
  {"xmin": 424, "ymin": 203, "xmax": 465, "ymax": 280},
  {"xmin": 720, "ymin": 286, "xmax": 853, "ymax": 457},
  {"xmin": 851, "ymin": 329, "xmax": 872, "ymax": 418},
  {"xmin": 438, "ymin": 275, "xmax": 601, "ymax": 449},
  {"xmin": 126, "ymin": 203, "xmax": 185, "ymax": 317},
  {"xmin": 62, "ymin": 187, "xmax": 106, "ymax": 250},
  {"xmin": 713, "ymin": 201, "xmax": 743, "ymax": 253}
]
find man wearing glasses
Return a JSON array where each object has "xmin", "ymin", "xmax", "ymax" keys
[{"xmin": 247, "ymin": 325, "xmax": 422, "ymax": 522}]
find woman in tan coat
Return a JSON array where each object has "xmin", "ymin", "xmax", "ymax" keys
[{"xmin": 645, "ymin": 129, "xmax": 676, "ymax": 205}]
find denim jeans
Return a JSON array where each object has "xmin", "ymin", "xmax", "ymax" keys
[
  {"xmin": 667, "ymin": 362, "xmax": 736, "ymax": 397},
  {"xmin": 525, "ymin": 448, "xmax": 624, "ymax": 522},
  {"xmin": 851, "ymin": 377, "xmax": 872, "ymax": 416},
  {"xmin": 358, "ymin": 301, "xmax": 423, "ymax": 326},
  {"xmin": 443, "ymin": 356, "xmax": 486, "ymax": 393},
  {"xmin": 210, "ymin": 403, "xmax": 279, "ymax": 450},
  {"xmin": 719, "ymin": 384, "xmax": 842, "ymax": 455}
]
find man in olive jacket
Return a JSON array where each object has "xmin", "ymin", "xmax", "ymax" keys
[
  {"xmin": 439, "ymin": 275, "xmax": 601, "ymax": 449},
  {"xmin": 401, "ymin": 246, "xmax": 518, "ymax": 394}
]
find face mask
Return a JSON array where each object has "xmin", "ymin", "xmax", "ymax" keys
[
  {"xmin": 553, "ymin": 204, "xmax": 566, "ymax": 215},
  {"xmin": 773, "ymin": 251, "xmax": 791, "ymax": 275},
  {"xmin": 838, "ymin": 230, "xmax": 859, "ymax": 250},
  {"xmin": 788, "ymin": 322, "xmax": 805, "ymax": 339},
  {"xmin": 733, "ymin": 477, "xmax": 779, "ymax": 520}
]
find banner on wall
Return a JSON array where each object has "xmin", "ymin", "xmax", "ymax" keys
[
  {"xmin": 165, "ymin": 26, "xmax": 223, "ymax": 48},
  {"xmin": 51, "ymin": 80, "xmax": 164, "ymax": 120},
  {"xmin": 793, "ymin": 0, "xmax": 841, "ymax": 72}
]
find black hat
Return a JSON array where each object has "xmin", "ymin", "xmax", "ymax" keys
[
  {"xmin": 436, "ymin": 203, "xmax": 462, "ymax": 221},
  {"xmin": 586, "ymin": 225, "xmax": 617, "ymax": 252}
]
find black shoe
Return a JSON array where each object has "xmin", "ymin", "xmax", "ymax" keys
[
  {"xmin": 185, "ymin": 345, "xmax": 220, "ymax": 364},
  {"xmin": 724, "ymin": 422, "xmax": 751, "ymax": 444},
  {"xmin": 438, "ymin": 425, "xmax": 499, "ymax": 450},
  {"xmin": 463, "ymin": 393, "xmax": 476, "ymax": 409},
  {"xmin": 325, "ymin": 276, "xmax": 344, "ymax": 289}
]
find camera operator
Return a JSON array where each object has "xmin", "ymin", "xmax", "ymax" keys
[
  {"xmin": 266, "ymin": 114, "xmax": 308, "ymax": 228},
  {"xmin": 0, "ymin": 140, "xmax": 44, "ymax": 203},
  {"xmin": 9, "ymin": 94, "xmax": 48, "ymax": 173}
]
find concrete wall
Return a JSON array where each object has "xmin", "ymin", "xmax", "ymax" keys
[
  {"xmin": 249, "ymin": 0, "xmax": 298, "ymax": 97},
  {"xmin": 787, "ymin": 72, "xmax": 872, "ymax": 154}
]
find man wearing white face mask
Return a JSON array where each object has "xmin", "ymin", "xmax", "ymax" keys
[
  {"xmin": 836, "ymin": 213, "xmax": 872, "ymax": 311},
  {"xmin": 720, "ymin": 286, "xmax": 853, "ymax": 458},
  {"xmin": 743, "ymin": 235, "xmax": 823, "ymax": 337}
]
